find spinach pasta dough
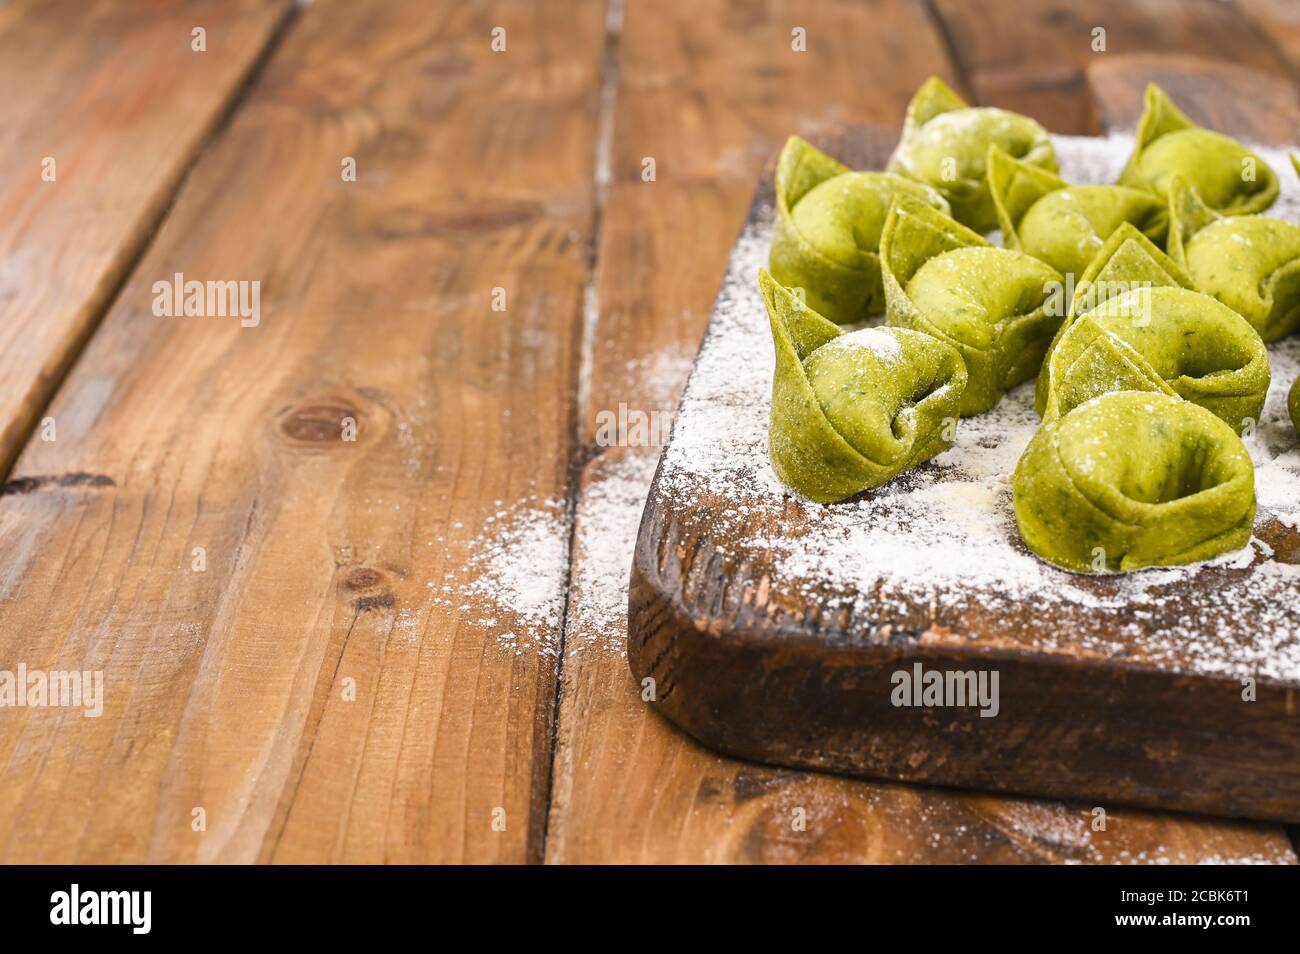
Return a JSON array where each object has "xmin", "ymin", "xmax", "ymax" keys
[
  {"xmin": 760, "ymin": 269, "xmax": 967, "ymax": 503},
  {"xmin": 1034, "ymin": 222, "xmax": 1197, "ymax": 415},
  {"xmin": 1038, "ymin": 284, "xmax": 1270, "ymax": 433},
  {"xmin": 1118, "ymin": 83, "xmax": 1278, "ymax": 215},
  {"xmin": 769, "ymin": 136, "xmax": 950, "ymax": 324},
  {"xmin": 987, "ymin": 145, "xmax": 1166, "ymax": 280},
  {"xmin": 887, "ymin": 76, "xmax": 1056, "ymax": 233},
  {"xmin": 1167, "ymin": 174, "xmax": 1300, "ymax": 343},
  {"xmin": 880, "ymin": 196, "xmax": 1062, "ymax": 415},
  {"xmin": 1013, "ymin": 391, "xmax": 1256, "ymax": 573}
]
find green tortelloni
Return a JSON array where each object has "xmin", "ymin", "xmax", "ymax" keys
[
  {"xmin": 880, "ymin": 196, "xmax": 1063, "ymax": 415},
  {"xmin": 1166, "ymin": 174, "xmax": 1300, "ymax": 343},
  {"xmin": 1034, "ymin": 222, "xmax": 1197, "ymax": 416},
  {"xmin": 769, "ymin": 136, "xmax": 951, "ymax": 324},
  {"xmin": 987, "ymin": 145, "xmax": 1167, "ymax": 281},
  {"xmin": 760, "ymin": 269, "xmax": 967, "ymax": 503},
  {"xmin": 887, "ymin": 76, "xmax": 1057, "ymax": 233},
  {"xmin": 1012, "ymin": 391, "xmax": 1256, "ymax": 573},
  {"xmin": 1118, "ymin": 83, "xmax": 1278, "ymax": 215},
  {"xmin": 1038, "ymin": 285, "xmax": 1270, "ymax": 434}
]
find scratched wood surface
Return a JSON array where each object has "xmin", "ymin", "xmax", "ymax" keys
[
  {"xmin": 0, "ymin": 0, "xmax": 1295, "ymax": 864},
  {"xmin": 0, "ymin": 0, "xmax": 293, "ymax": 478},
  {"xmin": 0, "ymin": 0, "xmax": 603, "ymax": 863},
  {"xmin": 545, "ymin": 0, "xmax": 1295, "ymax": 863}
]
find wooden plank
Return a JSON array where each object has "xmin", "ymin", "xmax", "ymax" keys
[
  {"xmin": 548, "ymin": 0, "xmax": 963, "ymax": 864},
  {"xmin": 548, "ymin": 0, "xmax": 967, "ymax": 868},
  {"xmin": 546, "ymin": 1, "xmax": 1296, "ymax": 862},
  {"xmin": 930, "ymin": 0, "xmax": 1296, "ymax": 134},
  {"xmin": 577, "ymin": 0, "xmax": 962, "ymax": 445},
  {"xmin": 0, "ymin": 0, "xmax": 293, "ymax": 478},
  {"xmin": 0, "ymin": 0, "xmax": 604, "ymax": 863}
]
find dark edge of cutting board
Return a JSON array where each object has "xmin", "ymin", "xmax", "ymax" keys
[{"xmin": 627, "ymin": 56, "xmax": 1300, "ymax": 825}]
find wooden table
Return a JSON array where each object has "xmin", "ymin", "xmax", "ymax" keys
[{"xmin": 0, "ymin": 0, "xmax": 1297, "ymax": 864}]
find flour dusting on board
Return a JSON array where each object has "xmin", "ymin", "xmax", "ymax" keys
[{"xmin": 657, "ymin": 134, "xmax": 1300, "ymax": 682}]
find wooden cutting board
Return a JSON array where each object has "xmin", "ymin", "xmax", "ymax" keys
[{"xmin": 628, "ymin": 59, "xmax": 1300, "ymax": 825}]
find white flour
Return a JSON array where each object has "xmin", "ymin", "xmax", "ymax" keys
[
  {"xmin": 439, "ymin": 494, "xmax": 570, "ymax": 657},
  {"xmin": 452, "ymin": 318, "xmax": 689, "ymax": 655},
  {"xmin": 658, "ymin": 134, "xmax": 1300, "ymax": 682},
  {"xmin": 567, "ymin": 452, "xmax": 660, "ymax": 655}
]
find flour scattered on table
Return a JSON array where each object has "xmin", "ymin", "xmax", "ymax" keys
[
  {"xmin": 453, "ymin": 495, "xmax": 571, "ymax": 657},
  {"xmin": 656, "ymin": 134, "xmax": 1300, "ymax": 682},
  {"xmin": 443, "ymin": 451, "xmax": 660, "ymax": 659},
  {"xmin": 568, "ymin": 452, "xmax": 659, "ymax": 655},
  {"xmin": 992, "ymin": 802, "xmax": 1291, "ymax": 864}
]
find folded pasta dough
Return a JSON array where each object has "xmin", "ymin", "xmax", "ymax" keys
[
  {"xmin": 1118, "ymin": 84, "xmax": 1278, "ymax": 215},
  {"xmin": 1167, "ymin": 172, "xmax": 1300, "ymax": 343},
  {"xmin": 1039, "ymin": 288, "xmax": 1269, "ymax": 434},
  {"xmin": 768, "ymin": 137, "xmax": 950, "ymax": 324},
  {"xmin": 880, "ymin": 196, "xmax": 1062, "ymax": 415},
  {"xmin": 760, "ymin": 269, "xmax": 967, "ymax": 503},
  {"xmin": 887, "ymin": 76, "xmax": 1056, "ymax": 233},
  {"xmin": 1034, "ymin": 222, "xmax": 1197, "ymax": 416},
  {"xmin": 987, "ymin": 145, "xmax": 1166, "ymax": 281},
  {"xmin": 1013, "ymin": 391, "xmax": 1255, "ymax": 573}
]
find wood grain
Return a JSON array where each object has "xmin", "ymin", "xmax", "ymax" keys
[
  {"xmin": 3, "ymin": 0, "xmax": 1293, "ymax": 865},
  {"xmin": 544, "ymin": 0, "xmax": 1294, "ymax": 863},
  {"xmin": 930, "ymin": 0, "xmax": 1296, "ymax": 134},
  {"xmin": 577, "ymin": 0, "xmax": 961, "ymax": 445},
  {"xmin": 0, "ymin": 0, "xmax": 293, "ymax": 478},
  {"xmin": 0, "ymin": 0, "xmax": 604, "ymax": 863},
  {"xmin": 1086, "ymin": 53, "xmax": 1300, "ymax": 138},
  {"xmin": 1235, "ymin": 0, "xmax": 1300, "ymax": 76}
]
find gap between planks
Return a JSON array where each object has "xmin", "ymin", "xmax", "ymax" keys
[{"xmin": 538, "ymin": 0, "xmax": 627, "ymax": 863}]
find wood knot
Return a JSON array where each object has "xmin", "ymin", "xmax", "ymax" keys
[
  {"xmin": 343, "ymin": 567, "xmax": 384, "ymax": 591},
  {"xmin": 280, "ymin": 402, "xmax": 360, "ymax": 444},
  {"xmin": 340, "ymin": 565, "xmax": 396, "ymax": 612}
]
